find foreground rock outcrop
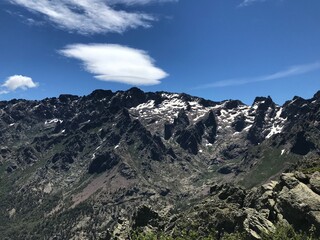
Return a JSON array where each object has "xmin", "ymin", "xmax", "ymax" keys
[{"xmin": 156, "ymin": 170, "xmax": 320, "ymax": 239}]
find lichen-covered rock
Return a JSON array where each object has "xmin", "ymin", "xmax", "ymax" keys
[
  {"xmin": 243, "ymin": 208, "xmax": 275, "ymax": 239},
  {"xmin": 310, "ymin": 172, "xmax": 320, "ymax": 194},
  {"xmin": 276, "ymin": 173, "xmax": 320, "ymax": 234}
]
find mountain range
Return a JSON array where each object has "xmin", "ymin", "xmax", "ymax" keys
[{"xmin": 0, "ymin": 88, "xmax": 319, "ymax": 239}]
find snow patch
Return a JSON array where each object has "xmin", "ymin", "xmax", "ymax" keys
[
  {"xmin": 211, "ymin": 104, "xmax": 224, "ymax": 109},
  {"xmin": 188, "ymin": 101, "xmax": 199, "ymax": 107},
  {"xmin": 193, "ymin": 113, "xmax": 207, "ymax": 122},
  {"xmin": 252, "ymin": 104, "xmax": 259, "ymax": 110},
  {"xmin": 45, "ymin": 118, "xmax": 63, "ymax": 125},
  {"xmin": 8, "ymin": 208, "xmax": 16, "ymax": 218},
  {"xmin": 288, "ymin": 98, "xmax": 298, "ymax": 105},
  {"xmin": 275, "ymin": 107, "xmax": 283, "ymax": 119},
  {"xmin": 135, "ymin": 100, "xmax": 155, "ymax": 110},
  {"xmin": 130, "ymin": 97, "xmax": 188, "ymax": 123},
  {"xmin": 243, "ymin": 125, "xmax": 252, "ymax": 131},
  {"xmin": 266, "ymin": 124, "xmax": 284, "ymax": 139},
  {"xmin": 161, "ymin": 93, "xmax": 180, "ymax": 99},
  {"xmin": 265, "ymin": 107, "xmax": 286, "ymax": 139},
  {"xmin": 43, "ymin": 183, "xmax": 53, "ymax": 194}
]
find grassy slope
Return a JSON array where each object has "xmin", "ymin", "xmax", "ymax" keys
[{"xmin": 238, "ymin": 146, "xmax": 299, "ymax": 188}]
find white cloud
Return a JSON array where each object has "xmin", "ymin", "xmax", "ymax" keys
[
  {"xmin": 239, "ymin": 0, "xmax": 266, "ymax": 7},
  {"xmin": 0, "ymin": 90, "xmax": 9, "ymax": 95},
  {"xmin": 8, "ymin": 0, "xmax": 175, "ymax": 34},
  {"xmin": 196, "ymin": 62, "xmax": 320, "ymax": 89},
  {"xmin": 108, "ymin": 0, "xmax": 178, "ymax": 5},
  {"xmin": 59, "ymin": 43, "xmax": 168, "ymax": 85},
  {"xmin": 2, "ymin": 75, "xmax": 39, "ymax": 92}
]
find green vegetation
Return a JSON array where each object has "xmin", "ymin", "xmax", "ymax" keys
[
  {"xmin": 240, "ymin": 146, "xmax": 299, "ymax": 188},
  {"xmin": 301, "ymin": 167, "xmax": 320, "ymax": 174},
  {"xmin": 130, "ymin": 230, "xmax": 216, "ymax": 240},
  {"xmin": 261, "ymin": 223, "xmax": 317, "ymax": 240},
  {"xmin": 299, "ymin": 165, "xmax": 320, "ymax": 174},
  {"xmin": 297, "ymin": 154, "xmax": 320, "ymax": 174},
  {"xmin": 130, "ymin": 223, "xmax": 318, "ymax": 240}
]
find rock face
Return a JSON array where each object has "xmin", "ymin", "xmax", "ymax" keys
[
  {"xmin": 246, "ymin": 172, "xmax": 320, "ymax": 237},
  {"xmin": 310, "ymin": 172, "xmax": 320, "ymax": 194},
  {"xmin": 243, "ymin": 208, "xmax": 275, "ymax": 239},
  {"xmin": 170, "ymin": 171, "xmax": 320, "ymax": 239},
  {"xmin": 276, "ymin": 173, "xmax": 320, "ymax": 234},
  {"xmin": 0, "ymin": 88, "xmax": 319, "ymax": 239},
  {"xmin": 291, "ymin": 132, "xmax": 316, "ymax": 155},
  {"xmin": 88, "ymin": 152, "xmax": 120, "ymax": 174},
  {"xmin": 247, "ymin": 96, "xmax": 276, "ymax": 145}
]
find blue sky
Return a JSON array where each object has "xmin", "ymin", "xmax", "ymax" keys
[{"xmin": 0, "ymin": 0, "xmax": 319, "ymax": 104}]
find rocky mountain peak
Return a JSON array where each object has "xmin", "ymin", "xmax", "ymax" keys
[
  {"xmin": 313, "ymin": 90, "xmax": 320, "ymax": 100},
  {"xmin": 58, "ymin": 94, "xmax": 79, "ymax": 103},
  {"xmin": 225, "ymin": 100, "xmax": 243, "ymax": 109},
  {"xmin": 252, "ymin": 96, "xmax": 275, "ymax": 110},
  {"xmin": 87, "ymin": 89, "xmax": 114, "ymax": 100}
]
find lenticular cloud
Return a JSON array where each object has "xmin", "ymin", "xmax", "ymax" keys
[{"xmin": 59, "ymin": 44, "xmax": 168, "ymax": 85}]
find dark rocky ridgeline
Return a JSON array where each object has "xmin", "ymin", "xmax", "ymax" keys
[
  {"xmin": 269, "ymin": 91, "xmax": 320, "ymax": 156},
  {"xmin": 232, "ymin": 114, "xmax": 247, "ymax": 132},
  {"xmin": 0, "ymin": 88, "xmax": 319, "ymax": 239},
  {"xmin": 165, "ymin": 109, "xmax": 218, "ymax": 155},
  {"xmin": 247, "ymin": 96, "xmax": 276, "ymax": 145},
  {"xmin": 125, "ymin": 119, "xmax": 167, "ymax": 161},
  {"xmin": 108, "ymin": 87, "xmax": 147, "ymax": 109},
  {"xmin": 202, "ymin": 110, "xmax": 217, "ymax": 144},
  {"xmin": 175, "ymin": 115, "xmax": 204, "ymax": 154},
  {"xmin": 165, "ymin": 109, "xmax": 190, "ymax": 140}
]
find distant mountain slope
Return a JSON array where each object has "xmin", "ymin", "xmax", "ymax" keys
[{"xmin": 0, "ymin": 88, "xmax": 319, "ymax": 239}]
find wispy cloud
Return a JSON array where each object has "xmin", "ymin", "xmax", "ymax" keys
[
  {"xmin": 239, "ymin": 0, "xmax": 267, "ymax": 7},
  {"xmin": 108, "ymin": 0, "xmax": 178, "ymax": 5},
  {"xmin": 196, "ymin": 62, "xmax": 320, "ymax": 89},
  {"xmin": 5, "ymin": 10, "xmax": 45, "ymax": 27},
  {"xmin": 0, "ymin": 75, "xmax": 39, "ymax": 94},
  {"xmin": 59, "ymin": 44, "xmax": 168, "ymax": 86},
  {"xmin": 0, "ymin": 90, "xmax": 9, "ymax": 95},
  {"xmin": 8, "ymin": 0, "xmax": 176, "ymax": 35}
]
